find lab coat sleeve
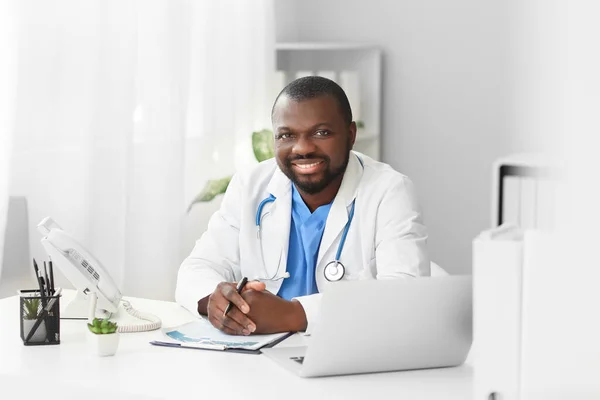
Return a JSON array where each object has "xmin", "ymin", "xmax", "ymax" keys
[
  {"xmin": 292, "ymin": 293, "xmax": 323, "ymax": 335},
  {"xmin": 175, "ymin": 174, "xmax": 243, "ymax": 316},
  {"xmin": 375, "ymin": 175, "xmax": 430, "ymax": 278}
]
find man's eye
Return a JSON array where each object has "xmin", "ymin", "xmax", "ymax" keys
[
  {"xmin": 315, "ymin": 130, "xmax": 330, "ymax": 137},
  {"xmin": 276, "ymin": 133, "xmax": 292, "ymax": 140}
]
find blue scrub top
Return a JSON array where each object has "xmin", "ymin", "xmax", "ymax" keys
[{"xmin": 277, "ymin": 184, "xmax": 332, "ymax": 301}]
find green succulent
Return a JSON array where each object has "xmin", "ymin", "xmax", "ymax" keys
[
  {"xmin": 187, "ymin": 129, "xmax": 275, "ymax": 212},
  {"xmin": 22, "ymin": 298, "xmax": 41, "ymax": 320},
  {"xmin": 87, "ymin": 318, "xmax": 118, "ymax": 334}
]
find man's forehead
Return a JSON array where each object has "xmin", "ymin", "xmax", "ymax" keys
[{"xmin": 272, "ymin": 94, "xmax": 341, "ymax": 124}]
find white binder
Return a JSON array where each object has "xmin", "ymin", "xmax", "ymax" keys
[
  {"xmin": 473, "ymin": 224, "xmax": 524, "ymax": 400},
  {"xmin": 518, "ymin": 231, "xmax": 594, "ymax": 400}
]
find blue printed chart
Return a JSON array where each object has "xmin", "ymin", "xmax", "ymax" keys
[{"xmin": 162, "ymin": 319, "xmax": 288, "ymax": 351}]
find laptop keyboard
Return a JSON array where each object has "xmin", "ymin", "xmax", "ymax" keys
[{"xmin": 290, "ymin": 356, "xmax": 305, "ymax": 364}]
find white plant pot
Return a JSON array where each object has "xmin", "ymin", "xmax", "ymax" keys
[
  {"xmin": 22, "ymin": 319, "xmax": 47, "ymax": 343},
  {"xmin": 90, "ymin": 331, "xmax": 120, "ymax": 356}
]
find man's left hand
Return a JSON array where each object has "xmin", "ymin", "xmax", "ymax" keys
[{"xmin": 241, "ymin": 288, "xmax": 307, "ymax": 334}]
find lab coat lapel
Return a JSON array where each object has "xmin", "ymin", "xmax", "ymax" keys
[
  {"xmin": 261, "ymin": 168, "xmax": 292, "ymax": 277},
  {"xmin": 317, "ymin": 153, "xmax": 364, "ymax": 266}
]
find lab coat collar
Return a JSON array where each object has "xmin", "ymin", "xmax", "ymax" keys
[
  {"xmin": 317, "ymin": 152, "xmax": 364, "ymax": 265},
  {"xmin": 262, "ymin": 165, "xmax": 292, "ymax": 280},
  {"xmin": 266, "ymin": 161, "xmax": 292, "ymax": 200},
  {"xmin": 333, "ymin": 151, "xmax": 363, "ymax": 207}
]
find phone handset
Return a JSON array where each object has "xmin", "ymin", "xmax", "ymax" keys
[{"xmin": 37, "ymin": 217, "xmax": 162, "ymax": 332}]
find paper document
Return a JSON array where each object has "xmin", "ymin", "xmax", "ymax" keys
[{"xmin": 156, "ymin": 319, "xmax": 290, "ymax": 351}]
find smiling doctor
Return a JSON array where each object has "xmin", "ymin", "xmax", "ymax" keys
[{"xmin": 175, "ymin": 76, "xmax": 430, "ymax": 335}]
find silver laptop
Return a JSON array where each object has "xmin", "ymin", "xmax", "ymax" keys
[{"xmin": 262, "ymin": 275, "xmax": 472, "ymax": 378}]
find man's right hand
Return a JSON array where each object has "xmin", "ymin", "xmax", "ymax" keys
[{"xmin": 197, "ymin": 281, "xmax": 266, "ymax": 336}]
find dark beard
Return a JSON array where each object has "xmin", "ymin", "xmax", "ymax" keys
[{"xmin": 281, "ymin": 141, "xmax": 351, "ymax": 195}]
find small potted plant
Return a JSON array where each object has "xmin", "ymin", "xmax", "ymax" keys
[
  {"xmin": 87, "ymin": 318, "xmax": 120, "ymax": 356},
  {"xmin": 22, "ymin": 298, "xmax": 47, "ymax": 343}
]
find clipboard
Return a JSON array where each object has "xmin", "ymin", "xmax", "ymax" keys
[
  {"xmin": 149, "ymin": 332, "xmax": 293, "ymax": 355},
  {"xmin": 149, "ymin": 319, "xmax": 294, "ymax": 355}
]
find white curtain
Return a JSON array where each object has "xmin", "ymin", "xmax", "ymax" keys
[
  {"xmin": 3, "ymin": 0, "xmax": 275, "ymax": 300},
  {"xmin": 0, "ymin": 0, "xmax": 19, "ymax": 285}
]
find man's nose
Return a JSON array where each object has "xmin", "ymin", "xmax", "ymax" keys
[{"xmin": 292, "ymin": 135, "xmax": 317, "ymax": 156}]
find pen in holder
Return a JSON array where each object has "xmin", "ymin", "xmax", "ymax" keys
[{"xmin": 19, "ymin": 289, "xmax": 61, "ymax": 345}]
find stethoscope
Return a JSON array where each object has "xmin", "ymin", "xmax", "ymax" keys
[
  {"xmin": 255, "ymin": 194, "xmax": 290, "ymax": 281},
  {"xmin": 255, "ymin": 156, "xmax": 363, "ymax": 283}
]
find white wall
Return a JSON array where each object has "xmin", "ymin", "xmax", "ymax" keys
[
  {"xmin": 514, "ymin": 1, "xmax": 600, "ymax": 396},
  {"xmin": 275, "ymin": 0, "xmax": 528, "ymax": 274}
]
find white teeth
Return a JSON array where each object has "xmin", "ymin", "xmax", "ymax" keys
[{"xmin": 295, "ymin": 162, "xmax": 321, "ymax": 169}]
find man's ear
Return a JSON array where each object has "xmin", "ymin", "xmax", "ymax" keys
[{"xmin": 349, "ymin": 121, "xmax": 357, "ymax": 147}]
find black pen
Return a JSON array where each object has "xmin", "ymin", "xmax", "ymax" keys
[
  {"xmin": 33, "ymin": 259, "xmax": 47, "ymax": 306},
  {"xmin": 223, "ymin": 277, "xmax": 248, "ymax": 317},
  {"xmin": 32, "ymin": 258, "xmax": 41, "ymax": 287},
  {"xmin": 48, "ymin": 258, "xmax": 55, "ymax": 294},
  {"xmin": 43, "ymin": 262, "xmax": 50, "ymax": 297}
]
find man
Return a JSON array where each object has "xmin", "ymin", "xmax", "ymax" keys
[{"xmin": 175, "ymin": 76, "xmax": 429, "ymax": 335}]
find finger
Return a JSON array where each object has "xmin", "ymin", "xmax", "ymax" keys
[
  {"xmin": 207, "ymin": 286, "xmax": 233, "ymax": 314},
  {"xmin": 220, "ymin": 284, "xmax": 250, "ymax": 314},
  {"xmin": 226, "ymin": 306, "xmax": 257, "ymax": 334},
  {"xmin": 213, "ymin": 305, "xmax": 250, "ymax": 335},
  {"xmin": 221, "ymin": 315, "xmax": 249, "ymax": 335},
  {"xmin": 208, "ymin": 313, "xmax": 243, "ymax": 335},
  {"xmin": 243, "ymin": 281, "xmax": 266, "ymax": 292}
]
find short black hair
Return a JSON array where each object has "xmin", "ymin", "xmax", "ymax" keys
[{"xmin": 271, "ymin": 76, "xmax": 353, "ymax": 125}]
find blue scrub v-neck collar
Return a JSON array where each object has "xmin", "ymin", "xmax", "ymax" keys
[{"xmin": 291, "ymin": 184, "xmax": 332, "ymax": 224}]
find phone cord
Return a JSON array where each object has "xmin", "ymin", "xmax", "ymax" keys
[{"xmin": 117, "ymin": 300, "xmax": 162, "ymax": 333}]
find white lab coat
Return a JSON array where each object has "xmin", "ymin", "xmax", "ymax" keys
[{"xmin": 175, "ymin": 151, "xmax": 430, "ymax": 332}]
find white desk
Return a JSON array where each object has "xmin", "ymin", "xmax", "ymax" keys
[{"xmin": 0, "ymin": 291, "xmax": 474, "ymax": 400}]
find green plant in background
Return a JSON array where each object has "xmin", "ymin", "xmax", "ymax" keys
[
  {"xmin": 22, "ymin": 298, "xmax": 40, "ymax": 320},
  {"xmin": 87, "ymin": 318, "xmax": 118, "ymax": 334},
  {"xmin": 187, "ymin": 129, "xmax": 275, "ymax": 212}
]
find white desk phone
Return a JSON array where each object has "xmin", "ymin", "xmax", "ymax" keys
[{"xmin": 36, "ymin": 216, "xmax": 161, "ymax": 333}]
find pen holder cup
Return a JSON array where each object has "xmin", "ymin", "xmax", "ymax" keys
[{"xmin": 19, "ymin": 289, "xmax": 61, "ymax": 345}]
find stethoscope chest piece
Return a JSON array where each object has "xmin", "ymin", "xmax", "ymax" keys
[{"xmin": 324, "ymin": 261, "xmax": 345, "ymax": 282}]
